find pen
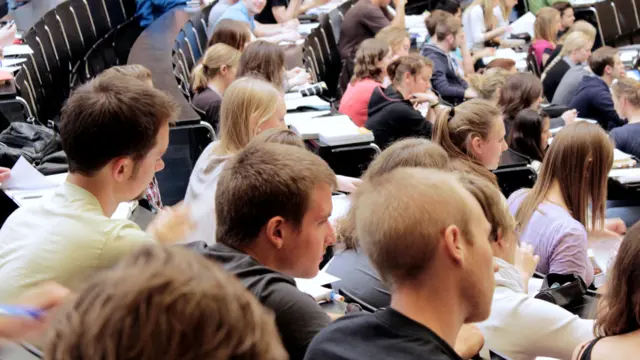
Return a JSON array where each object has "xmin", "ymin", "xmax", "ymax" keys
[
  {"xmin": 329, "ymin": 291, "xmax": 344, "ymax": 302},
  {"xmin": 0, "ymin": 305, "xmax": 43, "ymax": 319}
]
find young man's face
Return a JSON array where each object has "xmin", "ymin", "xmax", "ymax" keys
[
  {"xmin": 611, "ymin": 54, "xmax": 625, "ymax": 79},
  {"xmin": 560, "ymin": 8, "xmax": 575, "ymax": 31},
  {"xmin": 245, "ymin": 0, "xmax": 266, "ymax": 15}
]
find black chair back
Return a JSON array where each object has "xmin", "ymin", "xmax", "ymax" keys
[
  {"xmin": 103, "ymin": 0, "xmax": 127, "ymax": 29},
  {"xmin": 69, "ymin": 0, "xmax": 98, "ymax": 50},
  {"xmin": 526, "ymin": 47, "xmax": 540, "ymax": 77},
  {"xmin": 55, "ymin": 1, "xmax": 89, "ymax": 62},
  {"xmin": 493, "ymin": 166, "xmax": 537, "ymax": 198},
  {"xmin": 85, "ymin": 0, "xmax": 112, "ymax": 38}
]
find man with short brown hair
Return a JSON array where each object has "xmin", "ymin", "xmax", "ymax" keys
[
  {"xmin": 305, "ymin": 168, "xmax": 496, "ymax": 360},
  {"xmin": 45, "ymin": 245, "xmax": 288, "ymax": 360},
  {"xmin": 190, "ymin": 142, "xmax": 337, "ymax": 360}
]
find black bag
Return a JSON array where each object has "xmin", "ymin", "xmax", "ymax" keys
[
  {"xmin": 509, "ymin": 32, "xmax": 532, "ymax": 43},
  {"xmin": 0, "ymin": 122, "xmax": 67, "ymax": 174},
  {"xmin": 534, "ymin": 273, "xmax": 588, "ymax": 307}
]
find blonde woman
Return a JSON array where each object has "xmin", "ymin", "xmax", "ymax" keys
[
  {"xmin": 468, "ymin": 67, "xmax": 512, "ymax": 103},
  {"xmin": 191, "ymin": 43, "xmax": 242, "ymax": 129},
  {"xmin": 375, "ymin": 25, "xmax": 411, "ymax": 57},
  {"xmin": 541, "ymin": 31, "xmax": 593, "ymax": 101},
  {"xmin": 532, "ymin": 7, "xmax": 561, "ymax": 68},
  {"xmin": 462, "ymin": 0, "xmax": 510, "ymax": 50}
]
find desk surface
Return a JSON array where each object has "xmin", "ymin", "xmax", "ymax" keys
[
  {"xmin": 9, "ymin": 0, "xmax": 64, "ymax": 32},
  {"xmin": 127, "ymin": 8, "xmax": 200, "ymax": 123}
]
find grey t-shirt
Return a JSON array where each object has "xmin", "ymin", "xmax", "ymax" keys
[
  {"xmin": 551, "ymin": 65, "xmax": 592, "ymax": 106},
  {"xmin": 207, "ymin": 0, "xmax": 234, "ymax": 36}
]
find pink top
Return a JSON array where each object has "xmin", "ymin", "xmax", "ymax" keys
[
  {"xmin": 339, "ymin": 78, "xmax": 381, "ymax": 127},
  {"xmin": 531, "ymin": 39, "xmax": 554, "ymax": 68}
]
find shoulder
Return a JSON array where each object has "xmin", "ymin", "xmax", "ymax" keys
[{"xmin": 306, "ymin": 312, "xmax": 374, "ymax": 354}]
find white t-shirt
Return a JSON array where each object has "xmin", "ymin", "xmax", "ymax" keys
[{"xmin": 462, "ymin": 5, "xmax": 509, "ymax": 50}]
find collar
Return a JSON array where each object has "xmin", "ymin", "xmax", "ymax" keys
[
  {"xmin": 494, "ymin": 257, "xmax": 525, "ymax": 293},
  {"xmin": 59, "ymin": 181, "xmax": 105, "ymax": 215},
  {"xmin": 562, "ymin": 56, "xmax": 576, "ymax": 67}
]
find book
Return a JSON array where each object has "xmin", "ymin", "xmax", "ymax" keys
[{"xmin": 288, "ymin": 115, "xmax": 374, "ymax": 145}]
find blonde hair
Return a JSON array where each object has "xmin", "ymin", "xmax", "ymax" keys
[
  {"xmin": 251, "ymin": 128, "xmax": 305, "ymax": 148},
  {"xmin": 102, "ymin": 65, "xmax": 152, "ymax": 83},
  {"xmin": 565, "ymin": 20, "xmax": 597, "ymax": 41},
  {"xmin": 209, "ymin": 77, "xmax": 283, "ymax": 169},
  {"xmin": 612, "ymin": 77, "xmax": 640, "ymax": 108},
  {"xmin": 375, "ymin": 25, "xmax": 410, "ymax": 54},
  {"xmin": 468, "ymin": 68, "xmax": 511, "ymax": 100},
  {"xmin": 560, "ymin": 31, "xmax": 592, "ymax": 56},
  {"xmin": 191, "ymin": 43, "xmax": 242, "ymax": 93},
  {"xmin": 464, "ymin": 0, "xmax": 498, "ymax": 31},
  {"xmin": 534, "ymin": 7, "xmax": 560, "ymax": 43},
  {"xmin": 387, "ymin": 55, "xmax": 433, "ymax": 86}
]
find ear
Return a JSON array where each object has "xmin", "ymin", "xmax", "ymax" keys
[
  {"xmin": 403, "ymin": 71, "xmax": 413, "ymax": 84},
  {"xmin": 605, "ymin": 64, "xmax": 613, "ymax": 76},
  {"xmin": 264, "ymin": 216, "xmax": 286, "ymax": 249},
  {"xmin": 110, "ymin": 157, "xmax": 134, "ymax": 182},
  {"xmin": 470, "ymin": 134, "xmax": 484, "ymax": 157},
  {"xmin": 220, "ymin": 64, "xmax": 229, "ymax": 75},
  {"xmin": 443, "ymin": 224, "xmax": 464, "ymax": 265},
  {"xmin": 495, "ymin": 228, "xmax": 509, "ymax": 249}
]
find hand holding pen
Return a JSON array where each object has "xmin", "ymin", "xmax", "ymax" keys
[{"xmin": 0, "ymin": 282, "xmax": 70, "ymax": 340}]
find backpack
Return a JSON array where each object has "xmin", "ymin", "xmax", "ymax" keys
[{"xmin": 0, "ymin": 122, "xmax": 67, "ymax": 175}]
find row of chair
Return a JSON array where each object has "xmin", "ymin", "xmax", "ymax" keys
[{"xmin": 575, "ymin": 0, "xmax": 640, "ymax": 47}]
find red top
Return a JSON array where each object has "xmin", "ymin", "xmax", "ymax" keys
[{"xmin": 339, "ymin": 79, "xmax": 381, "ymax": 127}]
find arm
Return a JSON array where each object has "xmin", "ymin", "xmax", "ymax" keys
[
  {"xmin": 271, "ymin": 0, "xmax": 302, "ymax": 23},
  {"xmin": 390, "ymin": 0, "xmax": 406, "ymax": 29},
  {"xmin": 430, "ymin": 60, "xmax": 466, "ymax": 101},
  {"xmin": 297, "ymin": 0, "xmax": 331, "ymax": 16},
  {"xmin": 254, "ymin": 21, "xmax": 288, "ymax": 36},
  {"xmin": 460, "ymin": 41, "xmax": 476, "ymax": 75},
  {"xmin": 593, "ymin": 90, "xmax": 627, "ymax": 129}
]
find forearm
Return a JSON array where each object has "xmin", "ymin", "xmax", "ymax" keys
[
  {"xmin": 484, "ymin": 27, "xmax": 505, "ymax": 41},
  {"xmin": 390, "ymin": 2, "xmax": 405, "ymax": 28},
  {"xmin": 274, "ymin": 0, "xmax": 302, "ymax": 22},
  {"xmin": 461, "ymin": 46, "xmax": 476, "ymax": 74},
  {"xmin": 258, "ymin": 33, "xmax": 293, "ymax": 43},
  {"xmin": 298, "ymin": 0, "xmax": 321, "ymax": 15},
  {"xmin": 254, "ymin": 21, "xmax": 286, "ymax": 36}
]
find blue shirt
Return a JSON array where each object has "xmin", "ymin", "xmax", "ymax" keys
[
  {"xmin": 135, "ymin": 0, "xmax": 187, "ymax": 28},
  {"xmin": 216, "ymin": 1, "xmax": 256, "ymax": 31}
]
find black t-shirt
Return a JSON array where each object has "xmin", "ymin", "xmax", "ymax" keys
[
  {"xmin": 188, "ymin": 241, "xmax": 331, "ymax": 360},
  {"xmin": 191, "ymin": 88, "xmax": 223, "ymax": 130},
  {"xmin": 255, "ymin": 0, "xmax": 288, "ymax": 24},
  {"xmin": 304, "ymin": 308, "xmax": 463, "ymax": 360},
  {"xmin": 365, "ymin": 85, "xmax": 432, "ymax": 150}
]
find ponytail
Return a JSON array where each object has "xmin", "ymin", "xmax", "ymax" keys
[
  {"xmin": 386, "ymin": 58, "xmax": 402, "ymax": 82},
  {"xmin": 388, "ymin": 55, "xmax": 433, "ymax": 86},
  {"xmin": 190, "ymin": 43, "xmax": 242, "ymax": 93},
  {"xmin": 191, "ymin": 63, "xmax": 208, "ymax": 93}
]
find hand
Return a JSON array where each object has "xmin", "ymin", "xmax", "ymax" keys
[
  {"xmin": 393, "ymin": 0, "xmax": 407, "ymax": 8},
  {"xmin": 0, "ymin": 282, "xmax": 70, "ymax": 340},
  {"xmin": 336, "ymin": 175, "xmax": 361, "ymax": 193},
  {"xmin": 561, "ymin": 109, "xmax": 578, "ymax": 125},
  {"xmin": 0, "ymin": 167, "xmax": 9, "ymax": 182},
  {"xmin": 146, "ymin": 202, "xmax": 195, "ymax": 244},
  {"xmin": 283, "ymin": 19, "xmax": 299, "ymax": 30},
  {"xmin": 288, "ymin": 70, "xmax": 311, "ymax": 87},
  {"xmin": 502, "ymin": 26, "xmax": 512, "ymax": 34},
  {"xmin": 0, "ymin": 23, "xmax": 16, "ymax": 49},
  {"xmin": 454, "ymin": 324, "xmax": 484, "ymax": 360},
  {"xmin": 313, "ymin": 0, "xmax": 331, "ymax": 6},
  {"xmin": 514, "ymin": 243, "xmax": 540, "ymax": 280},
  {"xmin": 464, "ymin": 88, "xmax": 478, "ymax": 99},
  {"xmin": 604, "ymin": 218, "xmax": 626, "ymax": 235},
  {"xmin": 410, "ymin": 92, "xmax": 439, "ymax": 105},
  {"xmin": 286, "ymin": 67, "xmax": 304, "ymax": 78}
]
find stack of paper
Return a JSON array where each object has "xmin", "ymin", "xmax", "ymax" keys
[
  {"xmin": 284, "ymin": 110, "xmax": 331, "ymax": 125},
  {"xmin": 285, "ymin": 95, "xmax": 331, "ymax": 111},
  {"xmin": 613, "ymin": 148, "xmax": 636, "ymax": 168},
  {"xmin": 289, "ymin": 115, "xmax": 374, "ymax": 145},
  {"xmin": 482, "ymin": 48, "xmax": 527, "ymax": 65},
  {"xmin": 298, "ymin": 22, "xmax": 320, "ymax": 35},
  {"xmin": 609, "ymin": 167, "xmax": 640, "ymax": 183},
  {"xmin": 3, "ymin": 45, "xmax": 33, "ymax": 56}
]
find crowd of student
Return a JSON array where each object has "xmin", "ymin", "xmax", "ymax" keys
[{"xmin": 2, "ymin": 0, "xmax": 640, "ymax": 359}]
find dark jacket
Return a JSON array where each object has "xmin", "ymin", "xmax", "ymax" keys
[
  {"xmin": 568, "ymin": 76, "xmax": 626, "ymax": 131},
  {"xmin": 542, "ymin": 58, "xmax": 571, "ymax": 102},
  {"xmin": 135, "ymin": 0, "xmax": 186, "ymax": 27},
  {"xmin": 365, "ymin": 85, "xmax": 432, "ymax": 150},
  {"xmin": 420, "ymin": 44, "xmax": 467, "ymax": 105},
  {"xmin": 191, "ymin": 88, "xmax": 223, "ymax": 130}
]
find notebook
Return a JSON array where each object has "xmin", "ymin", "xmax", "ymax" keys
[
  {"xmin": 285, "ymin": 95, "xmax": 331, "ymax": 111},
  {"xmin": 289, "ymin": 115, "xmax": 374, "ymax": 145}
]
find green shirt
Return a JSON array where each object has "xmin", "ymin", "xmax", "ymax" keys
[
  {"xmin": 0, "ymin": 182, "xmax": 154, "ymax": 302},
  {"xmin": 528, "ymin": 0, "xmax": 562, "ymax": 14}
]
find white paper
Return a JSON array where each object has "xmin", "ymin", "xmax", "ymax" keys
[
  {"xmin": 1, "ymin": 157, "xmax": 58, "ymax": 190},
  {"xmin": 0, "ymin": 66, "xmax": 20, "ymax": 73},
  {"xmin": 288, "ymin": 114, "xmax": 354, "ymax": 139},
  {"xmin": 285, "ymin": 95, "xmax": 330, "ymax": 111},
  {"xmin": 1, "ymin": 58, "xmax": 26, "ymax": 67},
  {"xmin": 3, "ymin": 44, "xmax": 33, "ymax": 56},
  {"xmin": 330, "ymin": 194, "xmax": 351, "ymax": 226},
  {"xmin": 483, "ymin": 48, "xmax": 527, "ymax": 65},
  {"xmin": 614, "ymin": 148, "xmax": 633, "ymax": 161},
  {"xmin": 609, "ymin": 167, "xmax": 640, "ymax": 177},
  {"xmin": 298, "ymin": 22, "xmax": 320, "ymax": 35},
  {"xmin": 509, "ymin": 11, "xmax": 535, "ymax": 37},
  {"xmin": 295, "ymin": 271, "xmax": 340, "ymax": 293},
  {"xmin": 278, "ymin": 39, "xmax": 305, "ymax": 46},
  {"xmin": 284, "ymin": 110, "xmax": 331, "ymax": 125}
]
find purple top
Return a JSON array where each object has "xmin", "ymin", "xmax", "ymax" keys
[{"xmin": 508, "ymin": 190, "xmax": 594, "ymax": 286}]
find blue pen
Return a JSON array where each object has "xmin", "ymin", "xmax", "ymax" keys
[
  {"xmin": 0, "ymin": 305, "xmax": 43, "ymax": 319},
  {"xmin": 329, "ymin": 291, "xmax": 345, "ymax": 302}
]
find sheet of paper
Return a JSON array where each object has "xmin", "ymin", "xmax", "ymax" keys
[
  {"xmin": 278, "ymin": 39, "xmax": 305, "ymax": 46},
  {"xmin": 298, "ymin": 22, "xmax": 320, "ymax": 35},
  {"xmin": 1, "ymin": 58, "xmax": 26, "ymax": 67},
  {"xmin": 3, "ymin": 45, "xmax": 33, "ymax": 56},
  {"xmin": 330, "ymin": 194, "xmax": 351, "ymax": 226},
  {"xmin": 284, "ymin": 110, "xmax": 331, "ymax": 125},
  {"xmin": 1, "ymin": 157, "xmax": 58, "ymax": 190},
  {"xmin": 295, "ymin": 271, "xmax": 340, "ymax": 293},
  {"xmin": 614, "ymin": 148, "xmax": 633, "ymax": 161},
  {"xmin": 285, "ymin": 95, "xmax": 330, "ymax": 111},
  {"xmin": 0, "ymin": 66, "xmax": 20, "ymax": 73},
  {"xmin": 509, "ymin": 11, "xmax": 535, "ymax": 37}
]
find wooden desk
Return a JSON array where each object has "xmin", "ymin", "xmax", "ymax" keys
[
  {"xmin": 127, "ymin": 8, "xmax": 200, "ymax": 123},
  {"xmin": 8, "ymin": 0, "xmax": 64, "ymax": 32}
]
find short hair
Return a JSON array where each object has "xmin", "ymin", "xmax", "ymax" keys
[
  {"xmin": 101, "ymin": 65, "xmax": 152, "ymax": 82},
  {"xmin": 352, "ymin": 38, "xmax": 390, "ymax": 83},
  {"xmin": 387, "ymin": 54, "xmax": 433, "ymax": 86},
  {"xmin": 375, "ymin": 25, "xmax": 410, "ymax": 53},
  {"xmin": 560, "ymin": 31, "xmax": 592, "ymax": 56},
  {"xmin": 236, "ymin": 40, "xmax": 286, "ymax": 91},
  {"xmin": 44, "ymin": 245, "xmax": 287, "ymax": 360},
  {"xmin": 589, "ymin": 46, "xmax": 618, "ymax": 76},
  {"xmin": 60, "ymin": 73, "xmax": 178, "ymax": 175},
  {"xmin": 612, "ymin": 77, "xmax": 640, "ymax": 108},
  {"xmin": 425, "ymin": 10, "xmax": 452, "ymax": 37},
  {"xmin": 354, "ymin": 168, "xmax": 474, "ymax": 286},
  {"xmin": 216, "ymin": 143, "xmax": 337, "ymax": 248},
  {"xmin": 551, "ymin": 1, "xmax": 572, "ymax": 14},
  {"xmin": 566, "ymin": 20, "xmax": 596, "ymax": 40},
  {"xmin": 250, "ymin": 128, "xmax": 305, "ymax": 148},
  {"xmin": 208, "ymin": 19, "xmax": 252, "ymax": 50},
  {"xmin": 435, "ymin": 0, "xmax": 461, "ymax": 15},
  {"xmin": 435, "ymin": 15, "xmax": 462, "ymax": 42}
]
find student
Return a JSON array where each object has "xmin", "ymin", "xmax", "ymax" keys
[
  {"xmin": 184, "ymin": 77, "xmax": 285, "ymax": 245},
  {"xmin": 528, "ymin": 0, "xmax": 558, "ymax": 15},
  {"xmin": 366, "ymin": 55, "xmax": 439, "ymax": 149},
  {"xmin": 468, "ymin": 67, "xmax": 511, "ymax": 103},
  {"xmin": 189, "ymin": 143, "xmax": 336, "ymax": 360},
  {"xmin": 508, "ymin": 108, "xmax": 551, "ymax": 163},
  {"xmin": 208, "ymin": 0, "xmax": 239, "ymax": 33},
  {"xmin": 252, "ymin": 127, "xmax": 306, "ymax": 147},
  {"xmin": 471, "ymin": 176, "xmax": 594, "ymax": 360},
  {"xmin": 135, "ymin": 0, "xmax": 188, "ymax": 27},
  {"xmin": 305, "ymin": 168, "xmax": 496, "ymax": 360},
  {"xmin": 486, "ymin": 58, "xmax": 517, "ymax": 73},
  {"xmin": 610, "ymin": 78, "xmax": 640, "ymax": 158},
  {"xmin": 0, "ymin": 74, "xmax": 192, "ymax": 302},
  {"xmin": 510, "ymin": 122, "xmax": 614, "ymax": 286},
  {"xmin": 45, "ymin": 245, "xmax": 288, "ymax": 360},
  {"xmin": 432, "ymin": 99, "xmax": 508, "ymax": 186},
  {"xmin": 329, "ymin": 139, "xmax": 450, "ymax": 309},
  {"xmin": 236, "ymin": 40, "xmax": 309, "ymax": 91},
  {"xmin": 191, "ymin": 43, "xmax": 242, "ymax": 130},
  {"xmin": 546, "ymin": 20, "xmax": 597, "ymax": 74},
  {"xmin": 532, "ymin": 7, "xmax": 561, "ymax": 69},
  {"xmin": 422, "ymin": 16, "xmax": 477, "ymax": 105},
  {"xmin": 216, "ymin": 0, "xmax": 300, "ymax": 44},
  {"xmin": 541, "ymin": 31, "xmax": 593, "ymax": 102},
  {"xmin": 572, "ymin": 223, "xmax": 640, "ymax": 360},
  {"xmin": 569, "ymin": 46, "xmax": 626, "ymax": 130},
  {"xmin": 207, "ymin": 19, "xmax": 252, "ymax": 50},
  {"xmin": 255, "ymin": 0, "xmax": 329, "ymax": 24},
  {"xmin": 375, "ymin": 25, "xmax": 411, "ymax": 57},
  {"xmin": 339, "ymin": 39, "xmax": 393, "ymax": 127},
  {"xmin": 552, "ymin": 1, "xmax": 575, "ymax": 38},
  {"xmin": 338, "ymin": 0, "xmax": 406, "ymax": 93},
  {"xmin": 462, "ymin": 0, "xmax": 511, "ymax": 50},
  {"xmin": 423, "ymin": 11, "xmax": 473, "ymax": 78}
]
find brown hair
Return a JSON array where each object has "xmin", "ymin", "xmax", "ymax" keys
[
  {"xmin": 432, "ymin": 99, "xmax": 501, "ymax": 186},
  {"xmin": 425, "ymin": 10, "xmax": 452, "ymax": 37},
  {"xmin": 208, "ymin": 19, "xmax": 251, "ymax": 51},
  {"xmin": 486, "ymin": 58, "xmax": 516, "ymax": 71},
  {"xmin": 337, "ymin": 138, "xmax": 450, "ymax": 250},
  {"xmin": 215, "ymin": 143, "xmax": 336, "ymax": 248},
  {"xmin": 589, "ymin": 46, "xmax": 618, "ymax": 76},
  {"xmin": 60, "ymin": 73, "xmax": 178, "ymax": 176},
  {"xmin": 375, "ymin": 25, "xmax": 410, "ymax": 54},
  {"xmin": 44, "ymin": 245, "xmax": 287, "ymax": 360},
  {"xmin": 534, "ymin": 7, "xmax": 560, "ymax": 43},
  {"xmin": 612, "ymin": 77, "xmax": 640, "ymax": 108},
  {"xmin": 191, "ymin": 43, "xmax": 242, "ymax": 92},
  {"xmin": 498, "ymin": 72, "xmax": 543, "ymax": 123},
  {"xmin": 250, "ymin": 128, "xmax": 305, "ymax": 148},
  {"xmin": 552, "ymin": 1, "xmax": 572, "ymax": 15},
  {"xmin": 595, "ymin": 222, "xmax": 640, "ymax": 336},
  {"xmin": 435, "ymin": 15, "xmax": 462, "ymax": 42},
  {"xmin": 387, "ymin": 54, "xmax": 433, "ymax": 87},
  {"xmin": 468, "ymin": 67, "xmax": 511, "ymax": 100},
  {"xmin": 101, "ymin": 65, "xmax": 152, "ymax": 83},
  {"xmin": 353, "ymin": 168, "xmax": 473, "ymax": 286},
  {"xmin": 351, "ymin": 38, "xmax": 390, "ymax": 84},
  {"xmin": 514, "ymin": 122, "xmax": 612, "ymax": 232},
  {"xmin": 237, "ymin": 40, "xmax": 286, "ymax": 91}
]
